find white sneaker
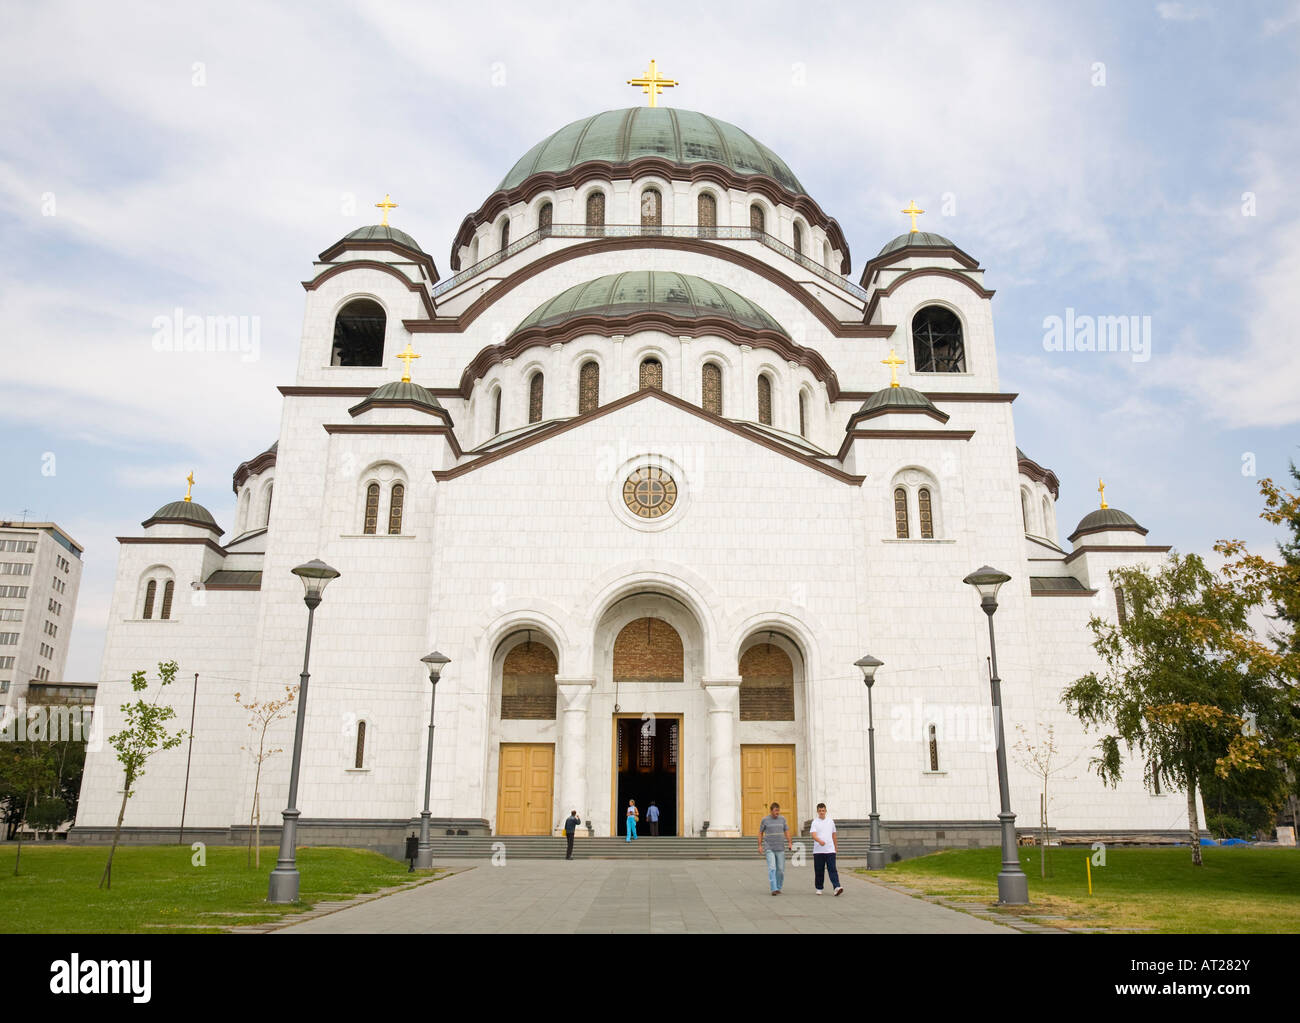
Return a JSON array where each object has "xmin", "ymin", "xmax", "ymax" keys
[
  {"xmin": 834, "ymin": 886, "xmax": 844, "ymax": 896},
  {"xmin": 815, "ymin": 889, "xmax": 823, "ymax": 895}
]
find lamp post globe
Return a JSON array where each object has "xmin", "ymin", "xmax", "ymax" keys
[
  {"xmin": 415, "ymin": 651, "xmax": 450, "ymax": 869},
  {"xmin": 855, "ymin": 655, "xmax": 886, "ymax": 870}
]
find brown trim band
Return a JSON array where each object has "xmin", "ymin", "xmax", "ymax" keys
[
  {"xmin": 303, "ymin": 261, "xmax": 437, "ymax": 317},
  {"xmin": 232, "ymin": 447, "xmax": 277, "ymax": 494},
  {"xmin": 1017, "ymin": 453, "xmax": 1061, "ymax": 499},
  {"xmin": 1031, "ymin": 589, "xmax": 1099, "ymax": 597},
  {"xmin": 863, "ymin": 268, "xmax": 995, "ymax": 322},
  {"xmin": 117, "ymin": 536, "xmax": 227, "ymax": 555},
  {"xmin": 139, "ymin": 516, "xmax": 223, "ymax": 535},
  {"xmin": 836, "ymin": 390, "xmax": 1018, "ymax": 404},
  {"xmin": 435, "ymin": 387, "xmax": 864, "ymax": 486},
  {"xmin": 406, "ymin": 237, "xmax": 892, "ymax": 342},
  {"xmin": 1063, "ymin": 544, "xmax": 1171, "ymax": 565},
  {"xmin": 846, "ymin": 405, "xmax": 951, "ymax": 427},
  {"xmin": 858, "ymin": 243, "xmax": 979, "ymax": 286},
  {"xmin": 323, "ymin": 422, "xmax": 463, "ymax": 458},
  {"xmin": 1066, "ymin": 523, "xmax": 1150, "ymax": 544},
  {"xmin": 836, "ymin": 428, "xmax": 974, "ymax": 462},
  {"xmin": 346, "ymin": 398, "xmax": 455, "ymax": 425},
  {"xmin": 202, "ymin": 583, "xmax": 262, "ymax": 592},
  {"xmin": 316, "ymin": 239, "xmax": 439, "ymax": 283},
  {"xmin": 452, "ymin": 157, "xmax": 852, "ymax": 272}
]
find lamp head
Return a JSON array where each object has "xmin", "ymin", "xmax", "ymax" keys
[
  {"xmin": 855, "ymin": 654, "xmax": 883, "ymax": 688},
  {"xmin": 291, "ymin": 559, "xmax": 340, "ymax": 608},
  {"xmin": 421, "ymin": 650, "xmax": 451, "ymax": 685},
  {"xmin": 963, "ymin": 565, "xmax": 1011, "ymax": 609}
]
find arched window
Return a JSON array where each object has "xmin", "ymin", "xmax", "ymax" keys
[
  {"xmin": 585, "ymin": 191, "xmax": 605, "ymax": 232},
  {"xmin": 702, "ymin": 362, "xmax": 723, "ymax": 415},
  {"xmin": 640, "ymin": 188, "xmax": 662, "ymax": 228},
  {"xmin": 894, "ymin": 488, "xmax": 910, "ymax": 538},
  {"xmin": 538, "ymin": 201, "xmax": 553, "ymax": 235},
  {"xmin": 579, "ymin": 361, "xmax": 600, "ymax": 413},
  {"xmin": 501, "ymin": 638, "xmax": 558, "ymax": 719},
  {"xmin": 698, "ymin": 192, "xmax": 717, "ymax": 232},
  {"xmin": 528, "ymin": 372, "xmax": 544, "ymax": 423},
  {"xmin": 499, "ymin": 218, "xmax": 510, "ymax": 250},
  {"xmin": 798, "ymin": 392, "xmax": 808, "ymax": 438},
  {"xmin": 1041, "ymin": 496, "xmax": 1053, "ymax": 538},
  {"xmin": 792, "ymin": 222, "xmax": 803, "ymax": 255},
  {"xmin": 1116, "ymin": 586, "xmax": 1128, "ymax": 627},
  {"xmin": 238, "ymin": 490, "xmax": 250, "ymax": 532},
  {"xmin": 160, "ymin": 580, "xmax": 175, "ymax": 621},
  {"xmin": 263, "ymin": 484, "xmax": 273, "ymax": 527},
  {"xmin": 364, "ymin": 482, "xmax": 380, "ymax": 535},
  {"xmin": 388, "ymin": 483, "xmax": 404, "ymax": 535},
  {"xmin": 739, "ymin": 642, "xmax": 795, "ymax": 721},
  {"xmin": 331, "ymin": 298, "xmax": 386, "ymax": 366},
  {"xmin": 492, "ymin": 387, "xmax": 502, "ymax": 434},
  {"xmin": 470, "ymin": 238, "xmax": 479, "ymax": 265},
  {"xmin": 354, "ymin": 720, "xmax": 366, "ymax": 769},
  {"xmin": 1020, "ymin": 490, "xmax": 1032, "ymax": 533},
  {"xmin": 142, "ymin": 579, "xmax": 156, "ymax": 620},
  {"xmin": 928, "ymin": 724, "xmax": 940, "ymax": 771},
  {"xmin": 918, "ymin": 487, "xmax": 934, "ymax": 539},
  {"xmin": 912, "ymin": 306, "xmax": 966, "ymax": 373},
  {"xmin": 823, "ymin": 240, "xmax": 831, "ymax": 267},
  {"xmin": 757, "ymin": 374, "xmax": 773, "ymax": 425},
  {"xmin": 749, "ymin": 204, "xmax": 765, "ymax": 232},
  {"xmin": 639, "ymin": 357, "xmax": 662, "ymax": 390}
]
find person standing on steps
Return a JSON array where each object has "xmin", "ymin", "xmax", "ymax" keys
[
  {"xmin": 626, "ymin": 799, "xmax": 639, "ymax": 842},
  {"xmin": 646, "ymin": 800, "xmax": 660, "ymax": 837},
  {"xmin": 809, "ymin": 802, "xmax": 843, "ymax": 895},
  {"xmin": 563, "ymin": 809, "xmax": 581, "ymax": 860},
  {"xmin": 758, "ymin": 801, "xmax": 791, "ymax": 895}
]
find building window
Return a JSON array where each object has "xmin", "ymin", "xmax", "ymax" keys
[
  {"xmin": 1041, "ymin": 496, "xmax": 1053, "ymax": 538},
  {"xmin": 749, "ymin": 204, "xmax": 765, "ymax": 232},
  {"xmin": 757, "ymin": 374, "xmax": 773, "ymax": 425},
  {"xmin": 0, "ymin": 633, "xmax": 18, "ymax": 646},
  {"xmin": 160, "ymin": 580, "xmax": 174, "ymax": 621},
  {"xmin": 585, "ymin": 191, "xmax": 605, "ymax": 230},
  {"xmin": 640, "ymin": 187, "xmax": 662, "ymax": 228},
  {"xmin": 528, "ymin": 372, "xmax": 544, "ymax": 423},
  {"xmin": 143, "ymin": 579, "xmax": 157, "ymax": 619},
  {"xmin": 798, "ymin": 392, "xmax": 808, "ymax": 438},
  {"xmin": 639, "ymin": 357, "xmax": 662, "ymax": 390},
  {"xmin": 331, "ymin": 298, "xmax": 386, "ymax": 367},
  {"xmin": 918, "ymin": 487, "xmax": 934, "ymax": 539},
  {"xmin": 928, "ymin": 724, "xmax": 940, "ymax": 771},
  {"xmin": 579, "ymin": 361, "xmax": 600, "ymax": 413},
  {"xmin": 894, "ymin": 488, "xmax": 910, "ymax": 538},
  {"xmin": 792, "ymin": 222, "xmax": 803, "ymax": 255},
  {"xmin": 499, "ymin": 217, "xmax": 510, "ymax": 251},
  {"xmin": 492, "ymin": 388, "xmax": 502, "ymax": 434},
  {"xmin": 263, "ymin": 484, "xmax": 273, "ymax": 527},
  {"xmin": 698, "ymin": 192, "xmax": 716, "ymax": 231},
  {"xmin": 1021, "ymin": 490, "xmax": 1032, "ymax": 533},
  {"xmin": 912, "ymin": 306, "xmax": 966, "ymax": 373},
  {"xmin": 354, "ymin": 720, "xmax": 366, "ymax": 769},
  {"xmin": 0, "ymin": 609, "xmax": 21, "ymax": 622},
  {"xmin": 364, "ymin": 483, "xmax": 380, "ymax": 535},
  {"xmin": 1116, "ymin": 586, "xmax": 1128, "ymax": 627},
  {"xmin": 702, "ymin": 362, "xmax": 723, "ymax": 415},
  {"xmin": 538, "ymin": 201, "xmax": 553, "ymax": 235},
  {"xmin": 388, "ymin": 483, "xmax": 404, "ymax": 535}
]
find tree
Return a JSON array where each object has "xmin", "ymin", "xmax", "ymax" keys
[
  {"xmin": 233, "ymin": 685, "xmax": 297, "ymax": 868},
  {"xmin": 1063, "ymin": 553, "xmax": 1285, "ymax": 866},
  {"xmin": 1012, "ymin": 721, "xmax": 1078, "ymax": 878},
  {"xmin": 0, "ymin": 741, "xmax": 57, "ymax": 876},
  {"xmin": 100, "ymin": 661, "xmax": 186, "ymax": 890}
]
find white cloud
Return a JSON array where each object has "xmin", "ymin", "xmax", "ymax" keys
[{"xmin": 1157, "ymin": 3, "xmax": 1210, "ymax": 21}]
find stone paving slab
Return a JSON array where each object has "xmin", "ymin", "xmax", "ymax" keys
[{"xmin": 274, "ymin": 860, "xmax": 1018, "ymax": 934}]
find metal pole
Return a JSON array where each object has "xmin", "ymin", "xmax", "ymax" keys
[
  {"xmin": 415, "ymin": 681, "xmax": 437, "ymax": 869},
  {"xmin": 268, "ymin": 600, "xmax": 316, "ymax": 903},
  {"xmin": 178, "ymin": 672, "xmax": 198, "ymax": 845},
  {"xmin": 866, "ymin": 683, "xmax": 885, "ymax": 869},
  {"xmin": 984, "ymin": 601, "xmax": 1029, "ymax": 904}
]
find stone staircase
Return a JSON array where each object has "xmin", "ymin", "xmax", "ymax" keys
[{"xmin": 416, "ymin": 835, "xmax": 878, "ymax": 860}]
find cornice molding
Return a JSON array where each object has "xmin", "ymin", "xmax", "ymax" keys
[
  {"xmin": 863, "ymin": 268, "xmax": 995, "ymax": 322},
  {"xmin": 303, "ymin": 260, "xmax": 437, "ymax": 317},
  {"xmin": 1063, "ymin": 544, "xmax": 1172, "ymax": 565},
  {"xmin": 316, "ymin": 239, "xmax": 440, "ymax": 283}
]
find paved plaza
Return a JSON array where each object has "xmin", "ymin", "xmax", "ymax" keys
[{"xmin": 277, "ymin": 859, "xmax": 1017, "ymax": 934}]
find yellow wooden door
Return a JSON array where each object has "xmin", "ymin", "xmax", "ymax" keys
[
  {"xmin": 496, "ymin": 743, "xmax": 554, "ymax": 835},
  {"xmin": 741, "ymin": 744, "xmax": 797, "ymax": 837}
]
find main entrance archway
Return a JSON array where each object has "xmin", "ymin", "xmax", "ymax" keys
[{"xmin": 612, "ymin": 714, "xmax": 681, "ymax": 836}]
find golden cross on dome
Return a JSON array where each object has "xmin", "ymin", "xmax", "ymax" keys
[
  {"xmin": 375, "ymin": 194, "xmax": 398, "ymax": 227},
  {"xmin": 881, "ymin": 348, "xmax": 906, "ymax": 388},
  {"xmin": 395, "ymin": 341, "xmax": 421, "ymax": 383},
  {"xmin": 901, "ymin": 200, "xmax": 925, "ymax": 233},
  {"xmin": 184, "ymin": 471, "xmax": 195, "ymax": 503},
  {"xmin": 1098, "ymin": 478, "xmax": 1108, "ymax": 509},
  {"xmin": 627, "ymin": 59, "xmax": 678, "ymax": 108}
]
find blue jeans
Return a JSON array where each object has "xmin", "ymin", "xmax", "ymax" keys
[
  {"xmin": 626, "ymin": 816, "xmax": 637, "ymax": 841},
  {"xmin": 765, "ymin": 848, "xmax": 785, "ymax": 891}
]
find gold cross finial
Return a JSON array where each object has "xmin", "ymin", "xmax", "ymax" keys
[
  {"xmin": 184, "ymin": 471, "xmax": 195, "ymax": 503},
  {"xmin": 1098, "ymin": 478, "xmax": 1108, "ymax": 509},
  {"xmin": 901, "ymin": 200, "xmax": 925, "ymax": 233},
  {"xmin": 882, "ymin": 348, "xmax": 906, "ymax": 388},
  {"xmin": 395, "ymin": 341, "xmax": 421, "ymax": 383},
  {"xmin": 375, "ymin": 194, "xmax": 398, "ymax": 227},
  {"xmin": 627, "ymin": 59, "xmax": 678, "ymax": 108}
]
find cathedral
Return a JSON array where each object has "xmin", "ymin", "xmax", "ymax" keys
[{"xmin": 74, "ymin": 70, "xmax": 1184, "ymax": 848}]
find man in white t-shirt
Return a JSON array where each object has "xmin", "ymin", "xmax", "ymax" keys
[{"xmin": 809, "ymin": 802, "xmax": 843, "ymax": 895}]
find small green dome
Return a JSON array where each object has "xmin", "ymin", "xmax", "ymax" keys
[
  {"xmin": 513, "ymin": 271, "xmax": 787, "ymax": 338},
  {"xmin": 366, "ymin": 379, "xmax": 443, "ymax": 411},
  {"xmin": 145, "ymin": 500, "xmax": 221, "ymax": 532},
  {"xmin": 341, "ymin": 224, "xmax": 425, "ymax": 253},
  {"xmin": 1070, "ymin": 506, "xmax": 1144, "ymax": 538},
  {"xmin": 877, "ymin": 231, "xmax": 955, "ymax": 257},
  {"xmin": 498, "ymin": 107, "xmax": 805, "ymax": 194},
  {"xmin": 858, "ymin": 385, "xmax": 940, "ymax": 416}
]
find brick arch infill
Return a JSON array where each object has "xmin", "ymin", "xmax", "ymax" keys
[
  {"xmin": 863, "ymin": 268, "xmax": 995, "ymax": 322},
  {"xmin": 406, "ymin": 238, "xmax": 893, "ymax": 341}
]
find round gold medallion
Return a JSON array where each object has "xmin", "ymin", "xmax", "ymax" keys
[{"xmin": 623, "ymin": 466, "xmax": 677, "ymax": 518}]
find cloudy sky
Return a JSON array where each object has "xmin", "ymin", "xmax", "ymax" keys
[{"xmin": 2, "ymin": 0, "xmax": 1298, "ymax": 680}]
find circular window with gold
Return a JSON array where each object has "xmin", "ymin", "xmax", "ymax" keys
[{"xmin": 623, "ymin": 466, "xmax": 677, "ymax": 519}]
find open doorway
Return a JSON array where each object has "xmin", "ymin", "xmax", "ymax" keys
[{"xmin": 613, "ymin": 715, "xmax": 680, "ymax": 837}]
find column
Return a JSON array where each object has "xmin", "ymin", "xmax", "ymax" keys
[
  {"xmin": 702, "ymin": 677, "xmax": 742, "ymax": 836},
  {"xmin": 678, "ymin": 335, "xmax": 692, "ymax": 403},
  {"xmin": 738, "ymin": 344, "xmax": 753, "ymax": 422},
  {"xmin": 556, "ymin": 677, "xmax": 595, "ymax": 832}
]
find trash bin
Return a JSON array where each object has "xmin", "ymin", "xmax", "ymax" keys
[{"xmin": 404, "ymin": 832, "xmax": 419, "ymax": 871}]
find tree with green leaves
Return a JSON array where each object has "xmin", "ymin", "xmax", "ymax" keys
[
  {"xmin": 1063, "ymin": 552, "xmax": 1293, "ymax": 866},
  {"xmin": 0, "ymin": 740, "xmax": 57, "ymax": 875},
  {"xmin": 100, "ymin": 661, "xmax": 186, "ymax": 890}
]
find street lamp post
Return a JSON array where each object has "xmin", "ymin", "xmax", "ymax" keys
[
  {"xmin": 415, "ymin": 651, "xmax": 450, "ymax": 870},
  {"xmin": 962, "ymin": 565, "xmax": 1030, "ymax": 905},
  {"xmin": 267, "ymin": 559, "xmax": 340, "ymax": 904},
  {"xmin": 855, "ymin": 655, "xmax": 886, "ymax": 870}
]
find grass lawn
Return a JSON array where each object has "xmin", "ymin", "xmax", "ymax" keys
[
  {"xmin": 0, "ymin": 844, "xmax": 440, "ymax": 934},
  {"xmin": 864, "ymin": 845, "xmax": 1300, "ymax": 933}
]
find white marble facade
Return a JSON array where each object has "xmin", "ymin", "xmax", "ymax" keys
[{"xmin": 75, "ymin": 106, "xmax": 1191, "ymax": 840}]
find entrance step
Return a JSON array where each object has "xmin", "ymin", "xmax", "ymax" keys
[{"xmin": 409, "ymin": 836, "xmax": 881, "ymax": 860}]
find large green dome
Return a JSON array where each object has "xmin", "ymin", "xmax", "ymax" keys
[
  {"xmin": 512, "ymin": 271, "xmax": 787, "ymax": 338},
  {"xmin": 497, "ymin": 108, "xmax": 805, "ymax": 194}
]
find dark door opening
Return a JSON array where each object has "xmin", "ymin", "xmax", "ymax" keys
[{"xmin": 615, "ymin": 716, "xmax": 678, "ymax": 837}]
